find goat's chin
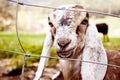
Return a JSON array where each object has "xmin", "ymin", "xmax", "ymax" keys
[{"xmin": 57, "ymin": 48, "xmax": 74, "ymax": 58}]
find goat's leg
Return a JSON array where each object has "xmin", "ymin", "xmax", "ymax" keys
[{"xmin": 34, "ymin": 28, "xmax": 53, "ymax": 80}]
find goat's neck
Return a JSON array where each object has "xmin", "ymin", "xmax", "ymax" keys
[{"xmin": 60, "ymin": 54, "xmax": 82, "ymax": 80}]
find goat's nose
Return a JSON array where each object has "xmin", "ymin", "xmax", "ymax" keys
[{"xmin": 57, "ymin": 38, "xmax": 71, "ymax": 49}]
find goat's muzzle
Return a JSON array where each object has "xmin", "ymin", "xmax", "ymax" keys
[
  {"xmin": 57, "ymin": 48, "xmax": 74, "ymax": 58},
  {"xmin": 56, "ymin": 38, "xmax": 74, "ymax": 58},
  {"xmin": 57, "ymin": 38, "xmax": 71, "ymax": 50}
]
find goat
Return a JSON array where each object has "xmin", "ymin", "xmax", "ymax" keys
[
  {"xmin": 34, "ymin": 4, "xmax": 120, "ymax": 80},
  {"xmin": 96, "ymin": 23, "xmax": 109, "ymax": 42}
]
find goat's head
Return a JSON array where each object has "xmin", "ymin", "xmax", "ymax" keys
[
  {"xmin": 34, "ymin": 4, "xmax": 107, "ymax": 80},
  {"xmin": 48, "ymin": 4, "xmax": 89, "ymax": 58}
]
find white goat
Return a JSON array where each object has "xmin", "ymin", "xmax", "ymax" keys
[{"xmin": 34, "ymin": 4, "xmax": 108, "ymax": 80}]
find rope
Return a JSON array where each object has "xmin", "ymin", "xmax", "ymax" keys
[{"xmin": 8, "ymin": 0, "xmax": 120, "ymax": 18}]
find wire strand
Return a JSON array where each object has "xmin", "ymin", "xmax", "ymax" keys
[
  {"xmin": 15, "ymin": 0, "xmax": 26, "ymax": 80},
  {"xmin": 15, "ymin": 0, "xmax": 26, "ymax": 54},
  {"xmin": 0, "ymin": 49, "xmax": 120, "ymax": 68},
  {"xmin": 8, "ymin": 0, "xmax": 120, "ymax": 18}
]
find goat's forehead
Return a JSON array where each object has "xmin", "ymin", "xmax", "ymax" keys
[
  {"xmin": 55, "ymin": 10, "xmax": 77, "ymax": 19},
  {"xmin": 54, "ymin": 10, "xmax": 86, "ymax": 27},
  {"xmin": 55, "ymin": 4, "xmax": 84, "ymax": 18},
  {"xmin": 49, "ymin": 4, "xmax": 87, "ymax": 28}
]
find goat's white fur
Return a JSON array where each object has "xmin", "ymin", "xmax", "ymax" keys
[
  {"xmin": 81, "ymin": 22, "xmax": 107, "ymax": 80},
  {"xmin": 34, "ymin": 27, "xmax": 53, "ymax": 80},
  {"xmin": 34, "ymin": 4, "xmax": 108, "ymax": 80}
]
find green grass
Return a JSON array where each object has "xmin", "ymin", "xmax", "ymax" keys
[
  {"xmin": 103, "ymin": 37, "xmax": 120, "ymax": 50},
  {"xmin": 0, "ymin": 32, "xmax": 119, "ymax": 56},
  {"xmin": 0, "ymin": 32, "xmax": 120, "ymax": 68},
  {"xmin": 0, "ymin": 34, "xmax": 45, "ymax": 58},
  {"xmin": 0, "ymin": 33, "xmax": 57, "ymax": 68},
  {"xmin": 0, "ymin": 33, "xmax": 44, "ymax": 64}
]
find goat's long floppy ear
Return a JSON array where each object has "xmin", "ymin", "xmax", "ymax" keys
[
  {"xmin": 34, "ymin": 27, "xmax": 53, "ymax": 80},
  {"xmin": 81, "ymin": 22, "xmax": 108, "ymax": 80}
]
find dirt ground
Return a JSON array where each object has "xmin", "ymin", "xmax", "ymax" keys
[
  {"xmin": 0, "ymin": 75, "xmax": 20, "ymax": 80},
  {"xmin": 0, "ymin": 67, "xmax": 59, "ymax": 80},
  {"xmin": 0, "ymin": 59, "xmax": 60, "ymax": 80}
]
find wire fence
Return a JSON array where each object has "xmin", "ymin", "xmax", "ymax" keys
[{"xmin": 0, "ymin": 0, "xmax": 120, "ymax": 80}]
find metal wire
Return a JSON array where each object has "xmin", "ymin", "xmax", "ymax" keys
[
  {"xmin": 0, "ymin": 49, "xmax": 23, "ymax": 55},
  {"xmin": 15, "ymin": 0, "xmax": 26, "ymax": 53},
  {"xmin": 8, "ymin": 0, "xmax": 120, "ymax": 18},
  {"xmin": 0, "ymin": 0, "xmax": 119, "ymax": 79},
  {"xmin": 0, "ymin": 49, "xmax": 120, "ymax": 68},
  {"xmin": 15, "ymin": 0, "xmax": 26, "ymax": 80}
]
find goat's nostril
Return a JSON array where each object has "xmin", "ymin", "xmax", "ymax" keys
[{"xmin": 58, "ymin": 39, "xmax": 71, "ymax": 49}]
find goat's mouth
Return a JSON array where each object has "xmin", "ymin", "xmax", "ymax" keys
[{"xmin": 57, "ymin": 48, "xmax": 74, "ymax": 58}]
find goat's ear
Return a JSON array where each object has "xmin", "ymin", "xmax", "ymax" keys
[
  {"xmin": 34, "ymin": 27, "xmax": 54, "ymax": 80},
  {"xmin": 81, "ymin": 22, "xmax": 108, "ymax": 80}
]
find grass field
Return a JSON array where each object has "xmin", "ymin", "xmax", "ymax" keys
[
  {"xmin": 0, "ymin": 33, "xmax": 57, "ymax": 67},
  {"xmin": 0, "ymin": 31, "xmax": 120, "ymax": 69},
  {"xmin": 0, "ymin": 33, "xmax": 45, "ymax": 58},
  {"xmin": 0, "ymin": 32, "xmax": 120, "ymax": 55}
]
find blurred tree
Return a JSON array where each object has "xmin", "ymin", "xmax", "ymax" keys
[
  {"xmin": 0, "ymin": 0, "xmax": 13, "ymax": 31},
  {"xmin": 0, "ymin": 0, "xmax": 7, "ymax": 13}
]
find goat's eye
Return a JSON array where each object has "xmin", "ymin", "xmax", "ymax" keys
[
  {"xmin": 81, "ymin": 19, "xmax": 88, "ymax": 25},
  {"xmin": 49, "ymin": 22, "xmax": 54, "ymax": 27}
]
